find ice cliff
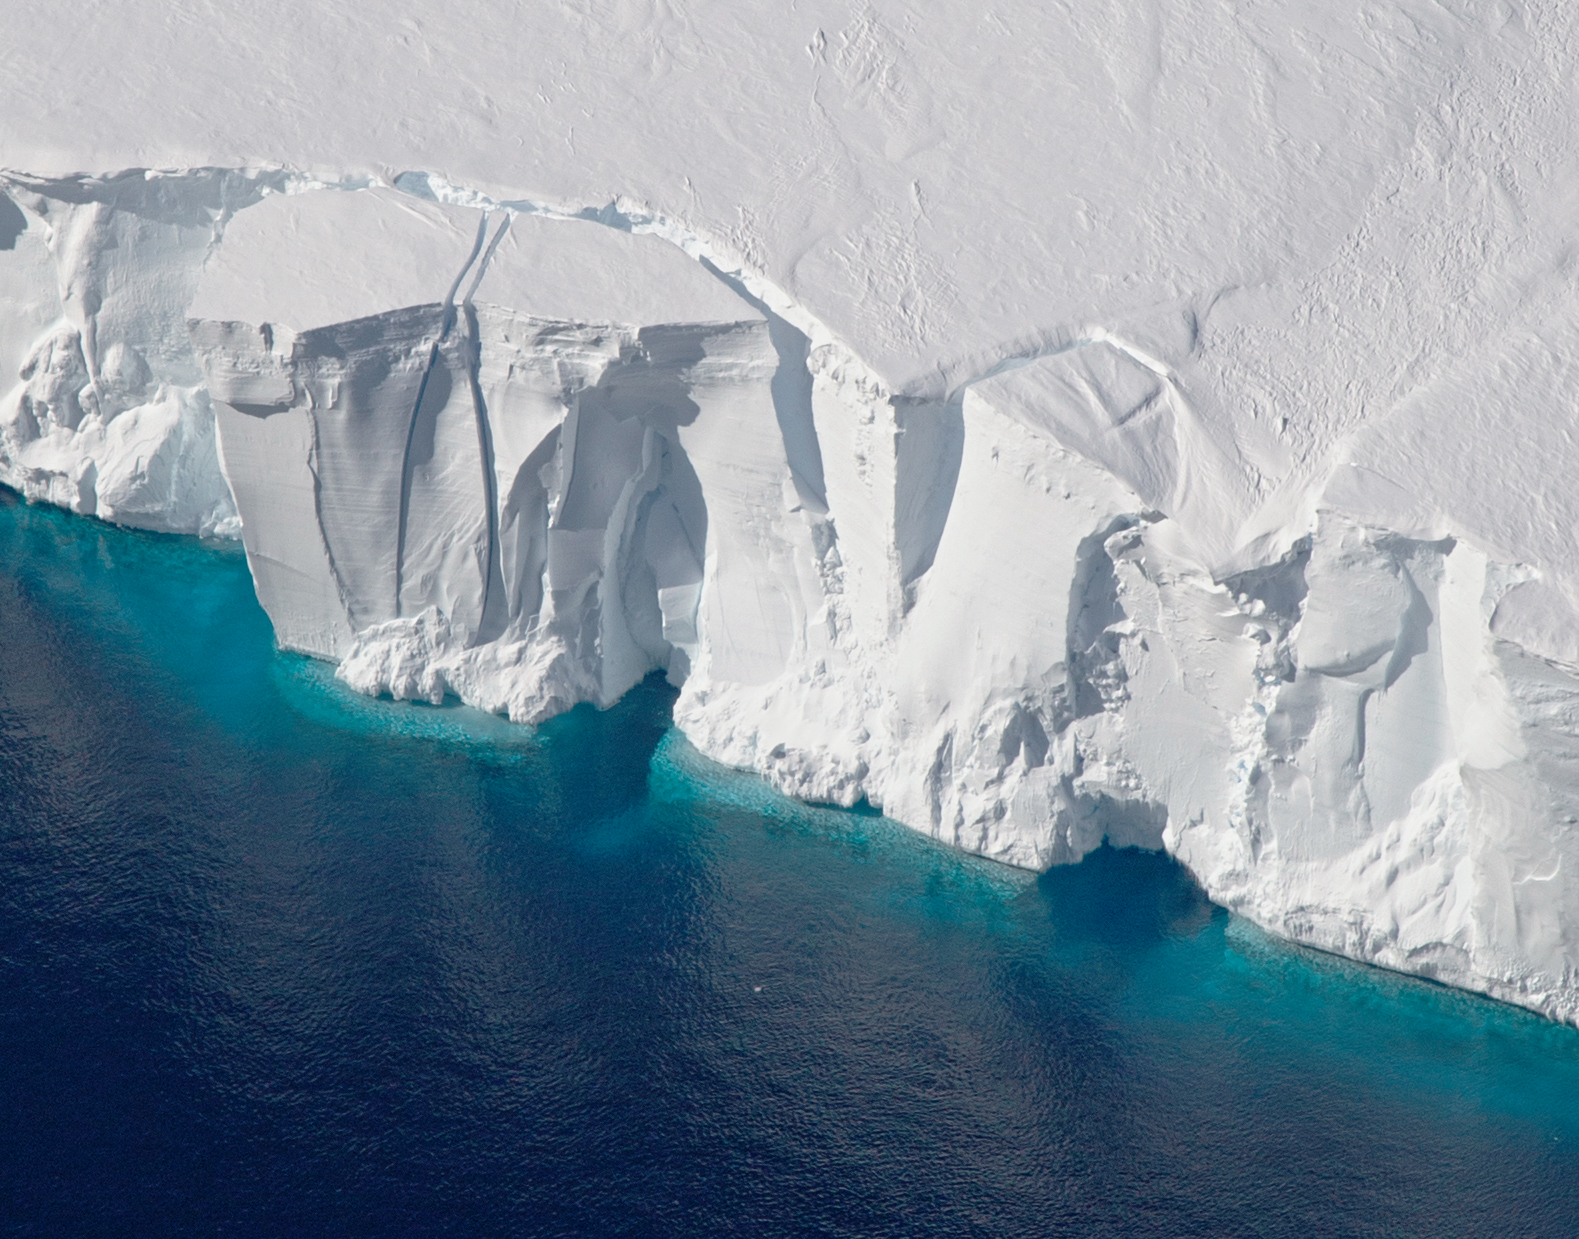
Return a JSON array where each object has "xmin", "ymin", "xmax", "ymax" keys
[{"xmin": 7, "ymin": 0, "xmax": 1579, "ymax": 1023}]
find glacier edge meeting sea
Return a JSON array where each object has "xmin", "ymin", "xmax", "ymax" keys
[
  {"xmin": 3, "ymin": 486, "xmax": 1579, "ymax": 1235},
  {"xmin": 13, "ymin": 162, "xmax": 1579, "ymax": 1024}
]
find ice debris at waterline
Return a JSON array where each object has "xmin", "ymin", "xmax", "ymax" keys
[{"xmin": 7, "ymin": 0, "xmax": 1579, "ymax": 1024}]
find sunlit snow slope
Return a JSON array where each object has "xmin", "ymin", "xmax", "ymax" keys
[{"xmin": 5, "ymin": 0, "xmax": 1579, "ymax": 1022}]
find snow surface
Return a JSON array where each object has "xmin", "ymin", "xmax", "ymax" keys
[{"xmin": 6, "ymin": 0, "xmax": 1579, "ymax": 1020}]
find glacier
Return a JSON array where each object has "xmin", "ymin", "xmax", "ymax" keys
[{"xmin": 6, "ymin": 0, "xmax": 1579, "ymax": 1022}]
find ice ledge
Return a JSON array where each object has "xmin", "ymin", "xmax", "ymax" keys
[{"xmin": 7, "ymin": 166, "xmax": 1579, "ymax": 1027}]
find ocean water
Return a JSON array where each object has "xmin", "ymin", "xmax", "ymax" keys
[{"xmin": 0, "ymin": 489, "xmax": 1576, "ymax": 1238}]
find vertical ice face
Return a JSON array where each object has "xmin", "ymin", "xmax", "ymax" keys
[
  {"xmin": 1174, "ymin": 309, "xmax": 1579, "ymax": 1020},
  {"xmin": 0, "ymin": 169, "xmax": 1575, "ymax": 1024},
  {"xmin": 463, "ymin": 213, "xmax": 797, "ymax": 707},
  {"xmin": 0, "ymin": 171, "xmax": 277, "ymax": 535},
  {"xmin": 692, "ymin": 340, "xmax": 1263, "ymax": 866},
  {"xmin": 186, "ymin": 189, "xmax": 822, "ymax": 723},
  {"xmin": 188, "ymin": 188, "xmax": 487, "ymax": 655},
  {"xmin": 681, "ymin": 326, "xmax": 1579, "ymax": 1023},
  {"xmin": 1162, "ymin": 521, "xmax": 1579, "ymax": 1019}
]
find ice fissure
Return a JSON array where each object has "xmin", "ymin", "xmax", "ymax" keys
[{"xmin": 8, "ymin": 166, "xmax": 1579, "ymax": 1025}]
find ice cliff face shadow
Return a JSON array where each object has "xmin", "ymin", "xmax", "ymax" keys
[{"xmin": 0, "ymin": 192, "xmax": 26, "ymax": 252}]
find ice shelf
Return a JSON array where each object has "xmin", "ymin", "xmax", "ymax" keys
[{"xmin": 7, "ymin": 0, "xmax": 1579, "ymax": 1023}]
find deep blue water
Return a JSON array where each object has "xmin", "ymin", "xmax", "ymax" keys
[{"xmin": 1, "ymin": 490, "xmax": 1578, "ymax": 1237}]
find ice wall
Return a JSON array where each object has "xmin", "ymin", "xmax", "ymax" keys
[
  {"xmin": 187, "ymin": 188, "xmax": 819, "ymax": 724},
  {"xmin": 8, "ymin": 173, "xmax": 1579, "ymax": 1025},
  {"xmin": 0, "ymin": 170, "xmax": 282, "ymax": 535}
]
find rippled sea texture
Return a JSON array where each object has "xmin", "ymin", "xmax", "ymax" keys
[{"xmin": 1, "ymin": 489, "xmax": 1578, "ymax": 1237}]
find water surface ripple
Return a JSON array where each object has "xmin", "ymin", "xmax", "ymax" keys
[{"xmin": 1, "ymin": 489, "xmax": 1576, "ymax": 1237}]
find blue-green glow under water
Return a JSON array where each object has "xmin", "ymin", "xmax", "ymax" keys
[{"xmin": 1, "ymin": 487, "xmax": 1576, "ymax": 1237}]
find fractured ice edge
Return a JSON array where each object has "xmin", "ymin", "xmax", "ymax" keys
[{"xmin": 3, "ymin": 168, "xmax": 1579, "ymax": 1024}]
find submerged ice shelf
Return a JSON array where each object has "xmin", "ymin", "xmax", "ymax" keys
[{"xmin": 7, "ymin": 132, "xmax": 1579, "ymax": 1026}]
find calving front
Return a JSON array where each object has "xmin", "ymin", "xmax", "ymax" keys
[{"xmin": 5, "ymin": 172, "xmax": 1579, "ymax": 1025}]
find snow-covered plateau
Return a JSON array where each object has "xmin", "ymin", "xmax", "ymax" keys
[{"xmin": 6, "ymin": 0, "xmax": 1579, "ymax": 1021}]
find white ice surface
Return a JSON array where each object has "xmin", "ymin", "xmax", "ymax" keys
[
  {"xmin": 8, "ymin": 1, "xmax": 1579, "ymax": 1020},
  {"xmin": 476, "ymin": 212, "xmax": 756, "ymax": 328},
  {"xmin": 189, "ymin": 188, "xmax": 483, "ymax": 331}
]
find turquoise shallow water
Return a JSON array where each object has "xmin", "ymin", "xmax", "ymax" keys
[{"xmin": 1, "ymin": 486, "xmax": 1577, "ymax": 1237}]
